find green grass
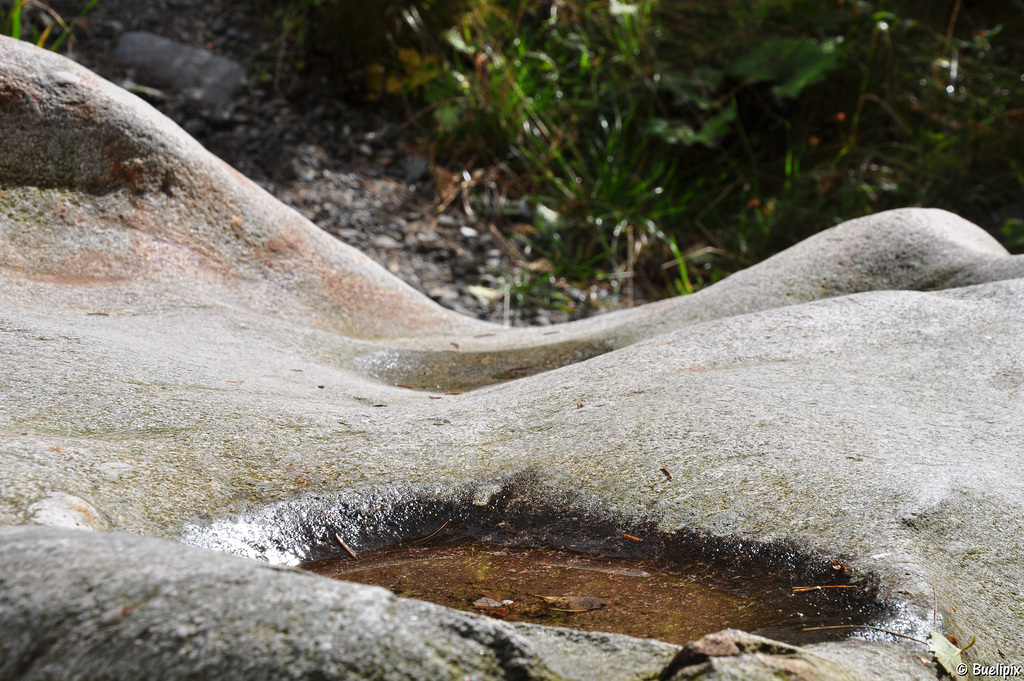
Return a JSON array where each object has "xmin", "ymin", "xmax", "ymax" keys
[{"xmin": 1, "ymin": 0, "xmax": 99, "ymax": 52}]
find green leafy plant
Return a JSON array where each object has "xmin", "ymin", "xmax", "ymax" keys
[
  {"xmin": 267, "ymin": 0, "xmax": 1024, "ymax": 312},
  {"xmin": 420, "ymin": 0, "xmax": 699, "ymax": 300}
]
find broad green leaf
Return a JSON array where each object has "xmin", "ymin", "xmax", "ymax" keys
[
  {"xmin": 646, "ymin": 108, "xmax": 736, "ymax": 148},
  {"xmin": 727, "ymin": 37, "xmax": 841, "ymax": 100},
  {"xmin": 655, "ymin": 65, "xmax": 723, "ymax": 110}
]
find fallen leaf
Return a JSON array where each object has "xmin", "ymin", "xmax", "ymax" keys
[
  {"xmin": 928, "ymin": 630, "xmax": 963, "ymax": 677},
  {"xmin": 536, "ymin": 595, "xmax": 608, "ymax": 612},
  {"xmin": 474, "ymin": 597, "xmax": 505, "ymax": 609},
  {"xmin": 467, "ymin": 285, "xmax": 501, "ymax": 305},
  {"xmin": 525, "ymin": 258, "xmax": 553, "ymax": 273}
]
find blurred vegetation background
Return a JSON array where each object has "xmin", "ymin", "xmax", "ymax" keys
[
  {"xmin": 259, "ymin": 0, "xmax": 1024, "ymax": 305},
  {"xmin": 7, "ymin": 0, "xmax": 1024, "ymax": 309}
]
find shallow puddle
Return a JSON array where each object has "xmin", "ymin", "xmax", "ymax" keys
[{"xmin": 304, "ymin": 540, "xmax": 875, "ymax": 645}]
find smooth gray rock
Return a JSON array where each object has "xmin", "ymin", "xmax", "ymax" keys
[
  {"xmin": 115, "ymin": 30, "xmax": 245, "ymax": 111},
  {"xmin": 0, "ymin": 526, "xmax": 932, "ymax": 681},
  {"xmin": 0, "ymin": 526, "xmax": 684, "ymax": 681},
  {"xmin": 1, "ymin": 35, "xmax": 1023, "ymax": 680},
  {"xmin": 4, "ymin": 526, "xmax": 923, "ymax": 681}
]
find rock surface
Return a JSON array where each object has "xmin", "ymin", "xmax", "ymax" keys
[
  {"xmin": 0, "ymin": 526, "xmax": 683, "ymax": 681},
  {"xmin": 2, "ymin": 35, "xmax": 1024, "ymax": 680},
  {"xmin": 114, "ymin": 31, "xmax": 246, "ymax": 111}
]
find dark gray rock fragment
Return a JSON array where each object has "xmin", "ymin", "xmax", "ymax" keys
[{"xmin": 114, "ymin": 30, "xmax": 245, "ymax": 111}]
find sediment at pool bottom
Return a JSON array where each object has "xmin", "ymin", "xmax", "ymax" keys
[{"xmin": 302, "ymin": 538, "xmax": 885, "ymax": 647}]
